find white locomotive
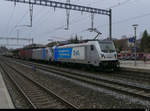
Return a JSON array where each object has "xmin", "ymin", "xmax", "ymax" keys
[{"xmin": 51, "ymin": 40, "xmax": 119, "ymax": 69}]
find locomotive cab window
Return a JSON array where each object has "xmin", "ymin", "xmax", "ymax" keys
[
  {"xmin": 91, "ymin": 45, "xmax": 94, "ymax": 51},
  {"xmin": 99, "ymin": 41, "xmax": 115, "ymax": 53}
]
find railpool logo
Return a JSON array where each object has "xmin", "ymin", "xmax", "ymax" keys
[{"xmin": 73, "ymin": 50, "xmax": 80, "ymax": 57}]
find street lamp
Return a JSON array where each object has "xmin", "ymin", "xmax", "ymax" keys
[{"xmin": 132, "ymin": 24, "xmax": 138, "ymax": 67}]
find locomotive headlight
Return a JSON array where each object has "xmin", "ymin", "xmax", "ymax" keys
[{"xmin": 101, "ymin": 54, "xmax": 105, "ymax": 58}]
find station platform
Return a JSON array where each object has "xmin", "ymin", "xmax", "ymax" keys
[
  {"xmin": 120, "ymin": 60, "xmax": 150, "ymax": 72},
  {"xmin": 0, "ymin": 71, "xmax": 14, "ymax": 109}
]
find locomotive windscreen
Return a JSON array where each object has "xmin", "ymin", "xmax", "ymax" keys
[{"xmin": 99, "ymin": 41, "xmax": 116, "ymax": 53}]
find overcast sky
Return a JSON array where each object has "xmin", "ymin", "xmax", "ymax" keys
[{"xmin": 0, "ymin": 0, "xmax": 150, "ymax": 48}]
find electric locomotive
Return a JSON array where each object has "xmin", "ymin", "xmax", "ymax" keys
[{"xmin": 52, "ymin": 40, "xmax": 119, "ymax": 70}]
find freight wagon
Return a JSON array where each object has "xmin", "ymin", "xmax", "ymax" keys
[
  {"xmin": 32, "ymin": 48, "xmax": 52, "ymax": 61},
  {"xmin": 19, "ymin": 49, "xmax": 32, "ymax": 60}
]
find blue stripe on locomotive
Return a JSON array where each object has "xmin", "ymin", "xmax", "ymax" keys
[
  {"xmin": 43, "ymin": 48, "xmax": 46, "ymax": 60},
  {"xmin": 54, "ymin": 47, "xmax": 72, "ymax": 61}
]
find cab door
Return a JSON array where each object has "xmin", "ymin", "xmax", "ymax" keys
[{"xmin": 89, "ymin": 45, "xmax": 99, "ymax": 66}]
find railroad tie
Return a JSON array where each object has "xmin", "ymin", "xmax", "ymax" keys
[
  {"xmin": 143, "ymin": 93, "xmax": 150, "ymax": 97},
  {"xmin": 135, "ymin": 91, "xmax": 145, "ymax": 95}
]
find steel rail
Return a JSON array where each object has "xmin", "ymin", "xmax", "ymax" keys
[
  {"xmin": 108, "ymin": 72, "xmax": 150, "ymax": 82},
  {"xmin": 0, "ymin": 60, "xmax": 78, "ymax": 109},
  {"xmin": 0, "ymin": 62, "xmax": 37, "ymax": 108},
  {"xmin": 13, "ymin": 57, "xmax": 150, "ymax": 82},
  {"xmin": 10, "ymin": 58, "xmax": 150, "ymax": 101}
]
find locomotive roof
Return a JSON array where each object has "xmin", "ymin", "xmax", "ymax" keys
[{"xmin": 53, "ymin": 40, "xmax": 114, "ymax": 48}]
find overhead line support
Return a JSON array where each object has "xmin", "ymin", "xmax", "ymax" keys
[
  {"xmin": 29, "ymin": 3, "xmax": 33, "ymax": 27},
  {"xmin": 0, "ymin": 44, "xmax": 25, "ymax": 46},
  {"xmin": 0, "ymin": 37, "xmax": 33, "ymax": 41},
  {"xmin": 109, "ymin": 9, "xmax": 112, "ymax": 40},
  {"xmin": 6, "ymin": 0, "xmax": 112, "ymax": 40},
  {"xmin": 6, "ymin": 0, "xmax": 110, "ymax": 15},
  {"xmin": 0, "ymin": 37, "xmax": 33, "ymax": 47}
]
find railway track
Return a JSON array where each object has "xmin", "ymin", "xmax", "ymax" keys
[
  {"xmin": 0, "ymin": 61, "xmax": 78, "ymax": 109},
  {"xmin": 6, "ymin": 58, "xmax": 150, "ymax": 101},
  {"xmin": 12, "ymin": 57, "xmax": 150, "ymax": 82},
  {"xmin": 108, "ymin": 71, "xmax": 150, "ymax": 82}
]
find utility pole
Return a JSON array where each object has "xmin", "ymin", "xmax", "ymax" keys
[
  {"xmin": 91, "ymin": 13, "xmax": 94, "ymax": 29},
  {"xmin": 132, "ymin": 24, "xmax": 138, "ymax": 67},
  {"xmin": 65, "ymin": 0, "xmax": 70, "ymax": 30},
  {"xmin": 17, "ymin": 29, "xmax": 19, "ymax": 44},
  {"xmin": 29, "ymin": 3, "xmax": 33, "ymax": 27},
  {"xmin": 31, "ymin": 38, "xmax": 34, "ymax": 45},
  {"xmin": 109, "ymin": 9, "xmax": 112, "ymax": 40}
]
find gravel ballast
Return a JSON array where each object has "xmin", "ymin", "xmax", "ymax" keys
[
  {"xmin": 6, "ymin": 60, "xmax": 150, "ymax": 109},
  {"xmin": 0, "ymin": 64, "xmax": 31, "ymax": 109}
]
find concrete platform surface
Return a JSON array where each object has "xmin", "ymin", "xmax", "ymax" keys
[
  {"xmin": 120, "ymin": 60, "xmax": 150, "ymax": 72},
  {"xmin": 0, "ymin": 72, "xmax": 14, "ymax": 109}
]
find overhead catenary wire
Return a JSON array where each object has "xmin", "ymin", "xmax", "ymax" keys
[
  {"xmin": 72, "ymin": 9, "xmax": 150, "ymax": 39},
  {"xmin": 8, "ymin": 9, "xmax": 29, "ymax": 36},
  {"xmin": 96, "ymin": 11, "xmax": 150, "ymax": 29},
  {"xmin": 47, "ymin": 13, "xmax": 95, "ymax": 36},
  {"xmin": 6, "ymin": 0, "xmax": 110, "ymax": 39},
  {"xmin": 29, "ymin": 7, "xmax": 58, "ymax": 36},
  {"xmin": 106, "ymin": 0, "xmax": 132, "ymax": 9},
  {"xmin": 40, "ymin": 0, "xmax": 137, "ymax": 37},
  {"xmin": 8, "ymin": 3, "xmax": 46, "ymax": 36},
  {"xmin": 31, "ymin": 7, "xmax": 47, "ymax": 26},
  {"xmin": 113, "ymin": 12, "xmax": 150, "ymax": 24},
  {"xmin": 10, "ymin": 0, "xmax": 95, "ymax": 36},
  {"xmin": 11, "ymin": 6, "xmax": 59, "ymax": 38},
  {"xmin": 35, "ymin": 14, "xmax": 91, "ymax": 38},
  {"xmin": 5, "ymin": 6, "xmax": 16, "ymax": 36},
  {"xmin": 6, "ymin": 0, "xmax": 148, "ymax": 43},
  {"xmin": 32, "ymin": 1, "xmax": 77, "ymax": 37},
  {"xmin": 32, "ymin": 3, "xmax": 93, "ymax": 38}
]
